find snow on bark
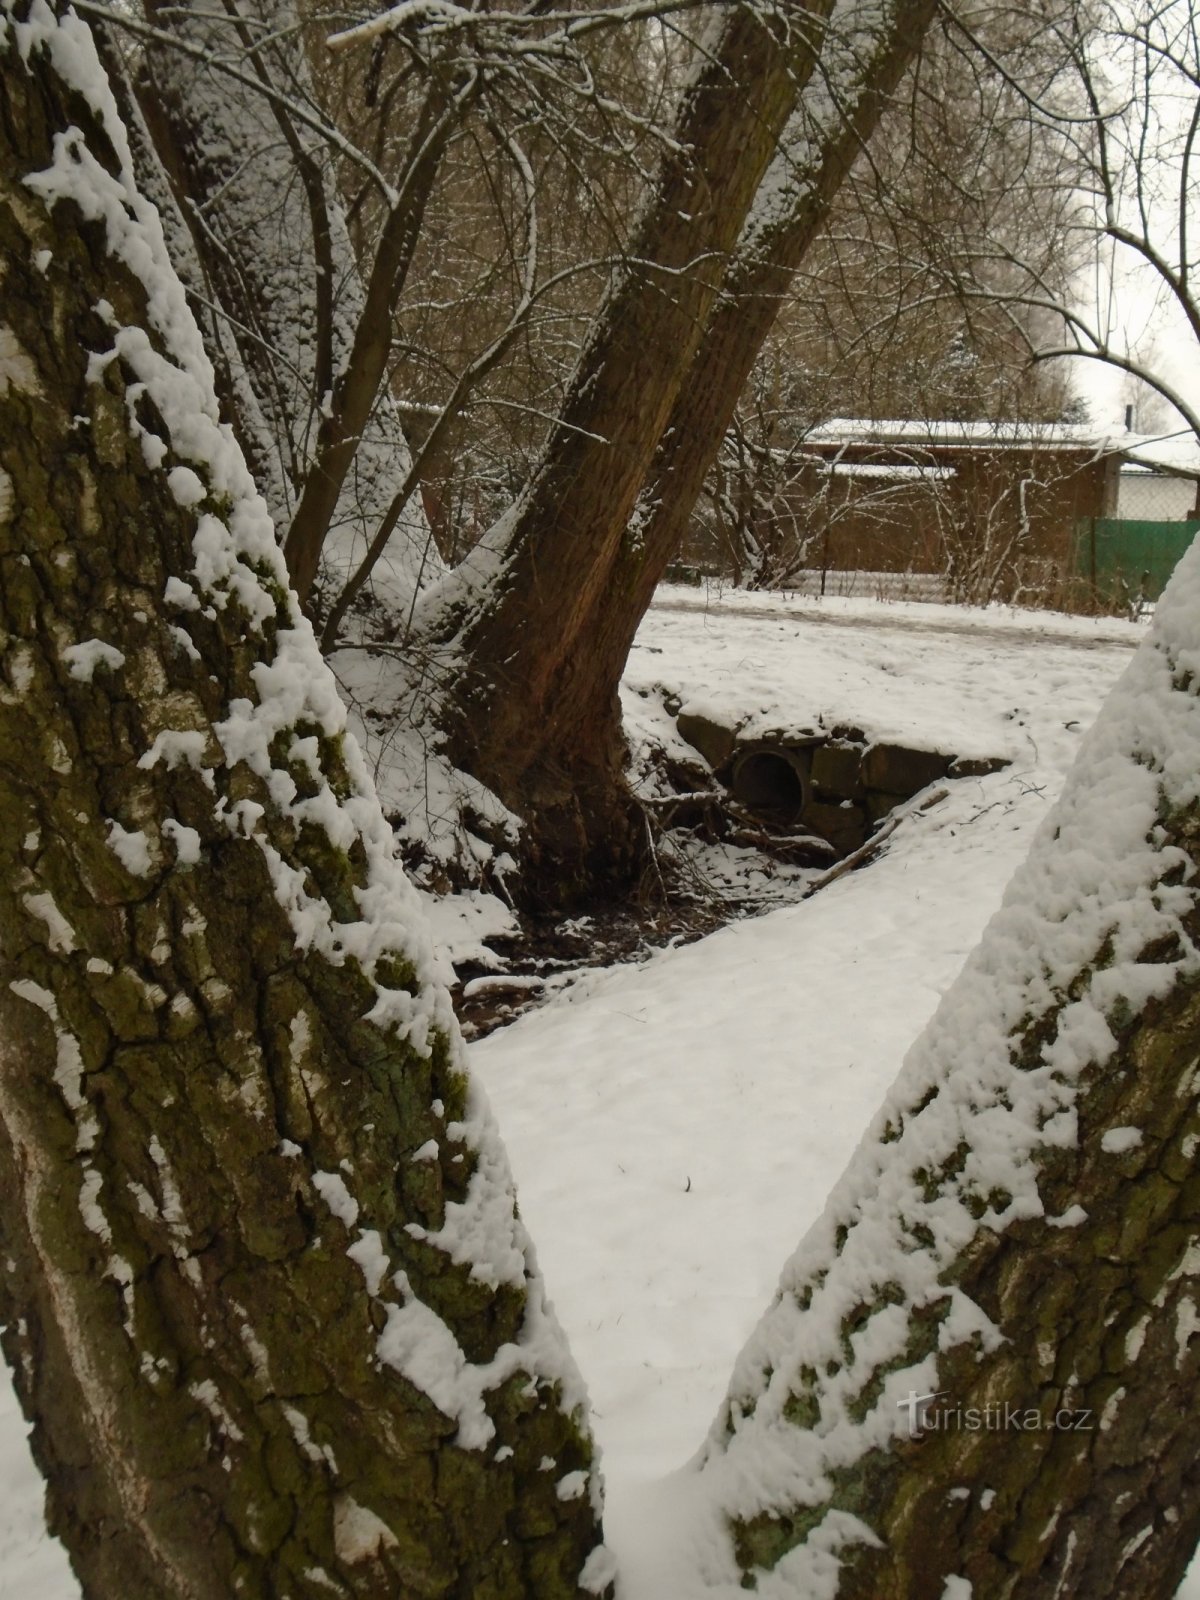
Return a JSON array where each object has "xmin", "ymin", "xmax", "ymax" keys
[
  {"xmin": 10, "ymin": 0, "xmax": 560, "ymax": 1389},
  {"xmin": 138, "ymin": 0, "xmax": 437, "ymax": 608},
  {"xmin": 394, "ymin": 0, "xmax": 849, "ymax": 900},
  {"xmin": 735, "ymin": 0, "xmax": 894, "ymax": 265},
  {"xmin": 16, "ymin": 0, "xmax": 451, "ymax": 1040},
  {"xmin": 686, "ymin": 485, "xmax": 1200, "ymax": 1589},
  {"xmin": 396, "ymin": 0, "xmax": 941, "ymax": 902},
  {"xmin": 0, "ymin": 4, "xmax": 605, "ymax": 1592}
]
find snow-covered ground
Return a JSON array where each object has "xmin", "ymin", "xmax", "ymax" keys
[{"xmin": 2, "ymin": 589, "xmax": 1196, "ymax": 1597}]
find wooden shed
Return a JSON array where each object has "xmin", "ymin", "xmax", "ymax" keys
[{"xmin": 787, "ymin": 419, "xmax": 1119, "ymax": 602}]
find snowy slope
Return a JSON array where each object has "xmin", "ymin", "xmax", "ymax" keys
[{"xmin": 3, "ymin": 592, "xmax": 1197, "ymax": 1597}]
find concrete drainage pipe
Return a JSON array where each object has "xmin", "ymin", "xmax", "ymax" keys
[{"xmin": 730, "ymin": 746, "xmax": 812, "ymax": 820}]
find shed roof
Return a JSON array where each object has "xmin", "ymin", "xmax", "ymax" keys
[
  {"xmin": 803, "ymin": 419, "xmax": 1200, "ymax": 480},
  {"xmin": 805, "ymin": 418, "xmax": 1106, "ymax": 453}
]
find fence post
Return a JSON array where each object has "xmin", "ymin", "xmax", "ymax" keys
[{"xmin": 1090, "ymin": 515, "xmax": 1097, "ymax": 590}]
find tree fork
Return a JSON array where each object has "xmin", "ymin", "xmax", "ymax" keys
[
  {"xmin": 482, "ymin": 0, "xmax": 943, "ymax": 834},
  {"xmin": 0, "ymin": 8, "xmax": 608, "ymax": 1596},
  {"xmin": 417, "ymin": 0, "xmax": 938, "ymax": 900},
  {"xmin": 615, "ymin": 0, "xmax": 943, "ymax": 636},
  {"xmin": 411, "ymin": 0, "xmax": 837, "ymax": 896}
]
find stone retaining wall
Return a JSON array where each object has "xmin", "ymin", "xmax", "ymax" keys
[{"xmin": 675, "ymin": 709, "xmax": 1007, "ymax": 856}]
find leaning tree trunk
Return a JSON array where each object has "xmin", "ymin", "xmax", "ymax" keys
[
  {"xmin": 687, "ymin": 531, "xmax": 1200, "ymax": 1594},
  {"xmin": 408, "ymin": 0, "xmax": 835, "ymax": 899},
  {"xmin": 469, "ymin": 0, "xmax": 940, "ymax": 862},
  {"xmin": 411, "ymin": 0, "xmax": 935, "ymax": 903},
  {"xmin": 0, "ymin": 9, "xmax": 608, "ymax": 1598}
]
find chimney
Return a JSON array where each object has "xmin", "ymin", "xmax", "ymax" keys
[{"xmin": 1125, "ymin": 403, "xmax": 1134, "ymax": 431}]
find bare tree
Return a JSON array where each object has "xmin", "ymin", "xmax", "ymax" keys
[
  {"xmin": 772, "ymin": 4, "xmax": 1083, "ymax": 424},
  {"xmin": 935, "ymin": 0, "xmax": 1200, "ymax": 441},
  {"xmin": 404, "ymin": 0, "xmax": 943, "ymax": 899},
  {"xmin": 103, "ymin": 0, "xmax": 694, "ymax": 618},
  {"xmin": 316, "ymin": 4, "xmax": 675, "ymax": 576},
  {"xmin": 83, "ymin": 0, "xmax": 944, "ymax": 901},
  {"xmin": 683, "ymin": 0, "xmax": 1090, "ymax": 597}
]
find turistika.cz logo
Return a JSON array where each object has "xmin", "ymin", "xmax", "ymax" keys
[{"xmin": 897, "ymin": 1391, "xmax": 1094, "ymax": 1438}]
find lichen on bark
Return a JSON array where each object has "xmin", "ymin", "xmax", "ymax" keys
[{"xmin": 0, "ymin": 6, "xmax": 608, "ymax": 1596}]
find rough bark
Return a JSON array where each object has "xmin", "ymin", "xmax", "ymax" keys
[
  {"xmin": 691, "ymin": 547, "xmax": 1200, "ymax": 1593},
  {"xmin": 0, "ymin": 9, "xmax": 606, "ymax": 1597},
  {"xmin": 89, "ymin": 24, "xmax": 235, "ymax": 411},
  {"xmin": 414, "ymin": 0, "xmax": 935, "ymax": 901}
]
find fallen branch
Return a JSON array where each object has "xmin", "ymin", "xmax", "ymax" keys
[{"xmin": 802, "ymin": 787, "xmax": 949, "ymax": 898}]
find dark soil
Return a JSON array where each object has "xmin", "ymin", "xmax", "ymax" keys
[{"xmin": 452, "ymin": 894, "xmax": 728, "ymax": 1039}]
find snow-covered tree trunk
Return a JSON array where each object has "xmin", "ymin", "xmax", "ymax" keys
[
  {"xmin": 133, "ymin": 0, "xmax": 438, "ymax": 608},
  {"xmin": 497, "ymin": 0, "xmax": 938, "ymax": 819},
  {"xmin": 412, "ymin": 0, "xmax": 936, "ymax": 901},
  {"xmin": 0, "ymin": 7, "xmax": 606, "ymax": 1597},
  {"xmin": 689, "ymin": 536, "xmax": 1200, "ymax": 1591}
]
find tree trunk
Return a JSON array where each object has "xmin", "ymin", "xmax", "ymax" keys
[
  {"xmin": 124, "ymin": 0, "xmax": 940, "ymax": 905},
  {"xmin": 134, "ymin": 0, "xmax": 439, "ymax": 606},
  {"xmin": 0, "ymin": 10, "xmax": 608, "ymax": 1597},
  {"xmin": 691, "ymin": 536, "xmax": 1200, "ymax": 1594},
  {"xmin": 616, "ymin": 0, "xmax": 939, "ymax": 592},
  {"xmin": 279, "ymin": 65, "xmax": 459, "ymax": 606},
  {"xmin": 414, "ymin": 0, "xmax": 934, "ymax": 902}
]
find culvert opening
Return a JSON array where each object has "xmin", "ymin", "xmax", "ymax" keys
[{"xmin": 732, "ymin": 750, "xmax": 806, "ymax": 818}]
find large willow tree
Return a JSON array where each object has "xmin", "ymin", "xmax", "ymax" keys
[{"xmin": 101, "ymin": 0, "xmax": 940, "ymax": 901}]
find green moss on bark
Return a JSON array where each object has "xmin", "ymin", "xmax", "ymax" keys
[{"xmin": 0, "ymin": 16, "xmax": 606, "ymax": 1599}]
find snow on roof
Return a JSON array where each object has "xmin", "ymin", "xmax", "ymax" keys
[
  {"xmin": 803, "ymin": 418, "xmax": 1200, "ymax": 479},
  {"xmin": 805, "ymin": 417, "xmax": 1108, "ymax": 452},
  {"xmin": 819, "ymin": 460, "xmax": 956, "ymax": 481},
  {"xmin": 1119, "ymin": 430, "xmax": 1200, "ymax": 480}
]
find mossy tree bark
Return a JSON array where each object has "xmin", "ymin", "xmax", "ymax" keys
[
  {"xmin": 0, "ymin": 8, "xmax": 606, "ymax": 1598},
  {"xmin": 692, "ymin": 552, "xmax": 1200, "ymax": 1593}
]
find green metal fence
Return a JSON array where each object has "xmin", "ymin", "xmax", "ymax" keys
[{"xmin": 1075, "ymin": 517, "xmax": 1200, "ymax": 602}]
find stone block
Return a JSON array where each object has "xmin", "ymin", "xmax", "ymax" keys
[
  {"xmin": 948, "ymin": 754, "xmax": 1011, "ymax": 779},
  {"xmin": 861, "ymin": 742, "xmax": 951, "ymax": 797},
  {"xmin": 677, "ymin": 709, "xmax": 738, "ymax": 770},
  {"xmin": 811, "ymin": 741, "xmax": 865, "ymax": 802},
  {"xmin": 866, "ymin": 790, "xmax": 910, "ymax": 823},
  {"xmin": 801, "ymin": 799, "xmax": 868, "ymax": 855}
]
